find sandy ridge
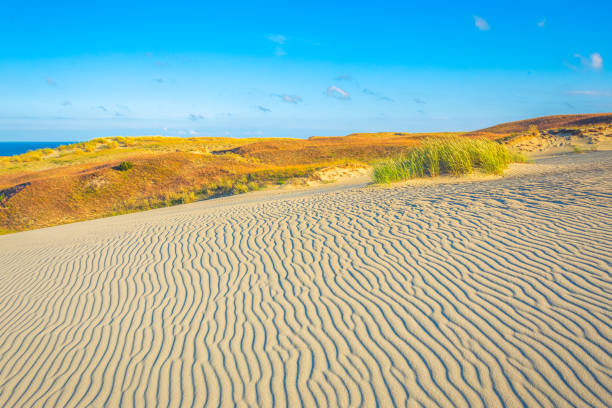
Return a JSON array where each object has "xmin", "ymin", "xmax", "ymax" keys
[{"xmin": 0, "ymin": 152, "xmax": 611, "ymax": 407}]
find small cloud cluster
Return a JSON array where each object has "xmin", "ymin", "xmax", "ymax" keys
[
  {"xmin": 574, "ymin": 52, "xmax": 604, "ymax": 70},
  {"xmin": 188, "ymin": 114, "xmax": 205, "ymax": 121},
  {"xmin": 267, "ymin": 34, "xmax": 287, "ymax": 57},
  {"xmin": 46, "ymin": 78, "xmax": 57, "ymax": 86},
  {"xmin": 362, "ymin": 89, "xmax": 393, "ymax": 102},
  {"xmin": 95, "ymin": 105, "xmax": 130, "ymax": 117},
  {"xmin": 537, "ymin": 18, "xmax": 546, "ymax": 27},
  {"xmin": 257, "ymin": 106, "xmax": 271, "ymax": 113},
  {"xmin": 330, "ymin": 75, "xmax": 393, "ymax": 103},
  {"xmin": 334, "ymin": 75, "xmax": 353, "ymax": 81},
  {"xmin": 273, "ymin": 94, "xmax": 302, "ymax": 104},
  {"xmin": 414, "ymin": 98, "xmax": 427, "ymax": 105},
  {"xmin": 473, "ymin": 16, "xmax": 490, "ymax": 31},
  {"xmin": 326, "ymin": 85, "xmax": 350, "ymax": 100},
  {"xmin": 266, "ymin": 34, "xmax": 286, "ymax": 45}
]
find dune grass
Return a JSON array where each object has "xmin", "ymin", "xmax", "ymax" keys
[{"xmin": 373, "ymin": 137, "xmax": 525, "ymax": 183}]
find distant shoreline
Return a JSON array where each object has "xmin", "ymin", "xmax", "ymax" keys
[{"xmin": 0, "ymin": 141, "xmax": 75, "ymax": 157}]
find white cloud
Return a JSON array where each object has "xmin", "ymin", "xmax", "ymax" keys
[
  {"xmin": 326, "ymin": 86, "xmax": 350, "ymax": 100},
  {"xmin": 189, "ymin": 130, "xmax": 198, "ymax": 135},
  {"xmin": 46, "ymin": 78, "xmax": 57, "ymax": 86},
  {"xmin": 273, "ymin": 94, "xmax": 302, "ymax": 104},
  {"xmin": 257, "ymin": 106, "xmax": 271, "ymax": 113},
  {"xmin": 568, "ymin": 90, "xmax": 612, "ymax": 96},
  {"xmin": 266, "ymin": 34, "xmax": 286, "ymax": 45},
  {"xmin": 537, "ymin": 18, "xmax": 546, "ymax": 27},
  {"xmin": 574, "ymin": 52, "xmax": 604, "ymax": 70},
  {"xmin": 473, "ymin": 16, "xmax": 490, "ymax": 31},
  {"xmin": 591, "ymin": 52, "xmax": 603, "ymax": 70}
]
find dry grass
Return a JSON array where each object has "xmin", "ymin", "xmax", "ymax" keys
[
  {"xmin": 469, "ymin": 113, "xmax": 612, "ymax": 136},
  {"xmin": 1, "ymin": 132, "xmax": 458, "ymax": 233}
]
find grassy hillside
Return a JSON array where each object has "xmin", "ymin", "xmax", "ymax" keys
[
  {"xmin": 1, "ymin": 133, "xmax": 444, "ymax": 233},
  {"xmin": 2, "ymin": 113, "xmax": 609, "ymax": 234},
  {"xmin": 471, "ymin": 113, "xmax": 612, "ymax": 135}
]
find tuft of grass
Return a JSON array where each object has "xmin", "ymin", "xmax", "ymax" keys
[
  {"xmin": 373, "ymin": 137, "xmax": 525, "ymax": 183},
  {"xmin": 118, "ymin": 161, "xmax": 133, "ymax": 171},
  {"xmin": 572, "ymin": 145, "xmax": 584, "ymax": 154}
]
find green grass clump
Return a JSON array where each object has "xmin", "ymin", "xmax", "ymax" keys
[
  {"xmin": 118, "ymin": 161, "xmax": 133, "ymax": 171},
  {"xmin": 373, "ymin": 137, "xmax": 525, "ymax": 183}
]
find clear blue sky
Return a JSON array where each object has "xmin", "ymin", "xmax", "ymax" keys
[{"xmin": 1, "ymin": 0, "xmax": 610, "ymax": 141}]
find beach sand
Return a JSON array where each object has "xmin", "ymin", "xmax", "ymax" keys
[{"xmin": 0, "ymin": 151, "xmax": 610, "ymax": 407}]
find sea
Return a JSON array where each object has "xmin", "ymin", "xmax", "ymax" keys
[{"xmin": 0, "ymin": 142, "xmax": 75, "ymax": 157}]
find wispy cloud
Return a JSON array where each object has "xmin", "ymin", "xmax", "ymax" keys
[
  {"xmin": 274, "ymin": 46, "xmax": 286, "ymax": 57},
  {"xmin": 153, "ymin": 78, "xmax": 165, "ymax": 83},
  {"xmin": 335, "ymin": 75, "xmax": 353, "ymax": 81},
  {"xmin": 473, "ymin": 16, "xmax": 490, "ymax": 31},
  {"xmin": 537, "ymin": 18, "xmax": 546, "ymax": 27},
  {"xmin": 574, "ymin": 52, "xmax": 604, "ymax": 70},
  {"xmin": 362, "ymin": 89, "xmax": 393, "ymax": 102},
  {"xmin": 96, "ymin": 104, "xmax": 131, "ymax": 117},
  {"xmin": 188, "ymin": 114, "xmax": 205, "ymax": 121},
  {"xmin": 568, "ymin": 90, "xmax": 612, "ymax": 96},
  {"xmin": 414, "ymin": 98, "xmax": 427, "ymax": 105},
  {"xmin": 267, "ymin": 34, "xmax": 287, "ymax": 56},
  {"xmin": 61, "ymin": 101, "xmax": 72, "ymax": 107},
  {"xmin": 272, "ymin": 94, "xmax": 302, "ymax": 104},
  {"xmin": 46, "ymin": 78, "xmax": 57, "ymax": 86},
  {"xmin": 326, "ymin": 86, "xmax": 350, "ymax": 100},
  {"xmin": 189, "ymin": 130, "xmax": 198, "ymax": 135},
  {"xmin": 266, "ymin": 34, "xmax": 286, "ymax": 45},
  {"xmin": 257, "ymin": 106, "xmax": 271, "ymax": 113}
]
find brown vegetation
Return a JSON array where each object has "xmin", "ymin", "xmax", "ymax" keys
[
  {"xmin": 2, "ymin": 114, "xmax": 611, "ymax": 234},
  {"xmin": 470, "ymin": 113, "xmax": 612, "ymax": 136},
  {"xmin": 0, "ymin": 133, "xmax": 439, "ymax": 233}
]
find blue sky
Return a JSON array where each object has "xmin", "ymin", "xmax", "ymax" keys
[{"xmin": 1, "ymin": 1, "xmax": 610, "ymax": 141}]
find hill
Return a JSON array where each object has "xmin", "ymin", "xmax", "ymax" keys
[
  {"xmin": 471, "ymin": 113, "xmax": 612, "ymax": 135},
  {"xmin": 1, "ymin": 133, "xmax": 444, "ymax": 233}
]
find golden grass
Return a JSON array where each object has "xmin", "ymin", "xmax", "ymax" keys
[{"xmin": 1, "ymin": 132, "xmax": 451, "ymax": 233}]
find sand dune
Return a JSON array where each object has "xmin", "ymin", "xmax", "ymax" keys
[{"xmin": 0, "ymin": 152, "xmax": 611, "ymax": 407}]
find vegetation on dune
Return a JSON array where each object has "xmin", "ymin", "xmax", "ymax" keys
[
  {"xmin": 373, "ymin": 137, "xmax": 525, "ymax": 183},
  {"xmin": 0, "ymin": 130, "xmax": 529, "ymax": 233},
  {"xmin": 470, "ymin": 113, "xmax": 612, "ymax": 136},
  {"xmin": 117, "ymin": 161, "xmax": 133, "ymax": 171}
]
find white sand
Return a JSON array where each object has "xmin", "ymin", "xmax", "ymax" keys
[{"xmin": 0, "ymin": 152, "xmax": 611, "ymax": 407}]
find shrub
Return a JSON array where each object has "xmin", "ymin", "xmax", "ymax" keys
[
  {"xmin": 373, "ymin": 137, "xmax": 525, "ymax": 183},
  {"xmin": 528, "ymin": 125, "xmax": 540, "ymax": 137},
  {"xmin": 231, "ymin": 183, "xmax": 249, "ymax": 194},
  {"xmin": 118, "ymin": 161, "xmax": 133, "ymax": 171},
  {"xmin": 572, "ymin": 145, "xmax": 584, "ymax": 154}
]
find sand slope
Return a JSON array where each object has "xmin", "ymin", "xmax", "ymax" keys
[{"xmin": 0, "ymin": 152, "xmax": 611, "ymax": 407}]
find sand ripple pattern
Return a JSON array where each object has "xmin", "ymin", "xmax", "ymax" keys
[{"xmin": 0, "ymin": 152, "xmax": 611, "ymax": 407}]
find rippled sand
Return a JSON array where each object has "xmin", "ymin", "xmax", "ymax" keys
[{"xmin": 0, "ymin": 152, "xmax": 611, "ymax": 407}]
